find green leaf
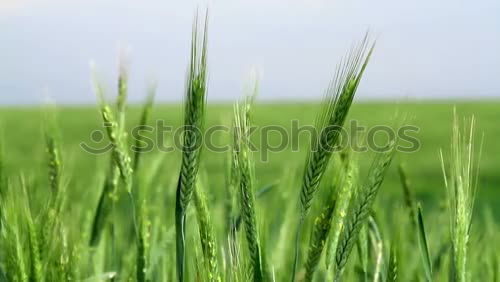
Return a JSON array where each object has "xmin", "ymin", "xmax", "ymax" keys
[{"xmin": 416, "ymin": 204, "xmax": 432, "ymax": 282}]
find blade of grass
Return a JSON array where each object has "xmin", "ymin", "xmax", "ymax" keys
[
  {"xmin": 89, "ymin": 160, "xmax": 119, "ymax": 247},
  {"xmin": 416, "ymin": 204, "xmax": 432, "ymax": 282}
]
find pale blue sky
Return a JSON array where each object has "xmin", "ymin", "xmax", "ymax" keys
[{"xmin": 1, "ymin": 0, "xmax": 499, "ymax": 104}]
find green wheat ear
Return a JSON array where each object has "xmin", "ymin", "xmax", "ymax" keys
[
  {"xmin": 440, "ymin": 109, "xmax": 482, "ymax": 282},
  {"xmin": 19, "ymin": 179, "xmax": 43, "ymax": 282},
  {"xmin": 41, "ymin": 106, "xmax": 63, "ymax": 206},
  {"xmin": 93, "ymin": 83, "xmax": 137, "ymax": 254},
  {"xmin": 291, "ymin": 34, "xmax": 375, "ymax": 281},
  {"xmin": 334, "ymin": 140, "xmax": 396, "ymax": 281},
  {"xmin": 193, "ymin": 180, "xmax": 220, "ymax": 282},
  {"xmin": 45, "ymin": 133, "xmax": 61, "ymax": 197},
  {"xmin": 89, "ymin": 64, "xmax": 130, "ymax": 246},
  {"xmin": 233, "ymin": 91, "xmax": 265, "ymax": 281},
  {"xmin": 92, "ymin": 71, "xmax": 133, "ymax": 186},
  {"xmin": 304, "ymin": 192, "xmax": 336, "ymax": 282},
  {"xmin": 90, "ymin": 62, "xmax": 144, "ymax": 282},
  {"xmin": 116, "ymin": 57, "xmax": 128, "ymax": 132},
  {"xmin": 175, "ymin": 11, "xmax": 209, "ymax": 282},
  {"xmin": 299, "ymin": 36, "xmax": 374, "ymax": 219},
  {"xmin": 99, "ymin": 103, "xmax": 133, "ymax": 191},
  {"xmin": 326, "ymin": 152, "xmax": 358, "ymax": 269}
]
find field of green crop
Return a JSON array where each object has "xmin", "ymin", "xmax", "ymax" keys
[
  {"xmin": 1, "ymin": 102, "xmax": 499, "ymax": 281},
  {"xmin": 1, "ymin": 19, "xmax": 499, "ymax": 282},
  {"xmin": 1, "ymin": 102, "xmax": 499, "ymax": 211}
]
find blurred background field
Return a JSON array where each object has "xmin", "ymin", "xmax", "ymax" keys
[{"xmin": 1, "ymin": 101, "xmax": 498, "ymax": 218}]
